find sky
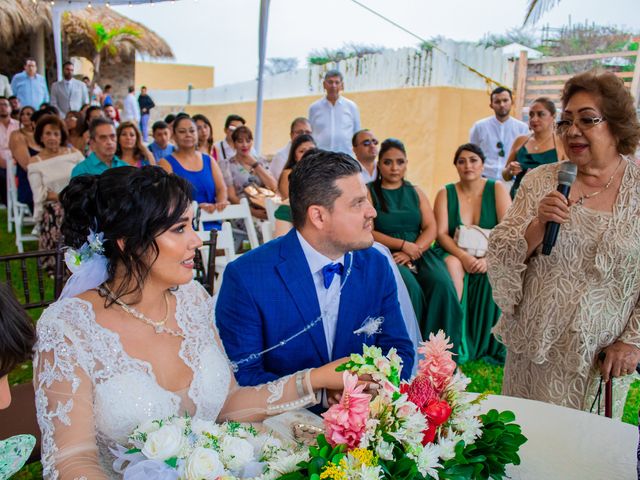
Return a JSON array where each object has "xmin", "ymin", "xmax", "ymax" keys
[{"xmin": 113, "ymin": 0, "xmax": 640, "ymax": 86}]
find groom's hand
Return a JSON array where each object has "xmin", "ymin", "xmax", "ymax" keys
[{"xmin": 327, "ymin": 389, "xmax": 343, "ymax": 406}]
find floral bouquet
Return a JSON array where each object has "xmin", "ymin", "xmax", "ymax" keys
[
  {"xmin": 112, "ymin": 416, "xmax": 291, "ymax": 479},
  {"xmin": 275, "ymin": 331, "xmax": 527, "ymax": 480}
]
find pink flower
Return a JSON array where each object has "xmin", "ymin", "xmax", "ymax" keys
[
  {"xmin": 322, "ymin": 372, "xmax": 371, "ymax": 449},
  {"xmin": 417, "ymin": 330, "xmax": 456, "ymax": 392}
]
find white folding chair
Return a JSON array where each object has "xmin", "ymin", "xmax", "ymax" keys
[
  {"xmin": 6, "ymin": 156, "xmax": 37, "ymax": 252},
  {"xmin": 259, "ymin": 197, "xmax": 281, "ymax": 244},
  {"xmin": 195, "ymin": 198, "xmax": 260, "ymax": 290}
]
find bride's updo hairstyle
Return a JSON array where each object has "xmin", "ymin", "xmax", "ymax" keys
[{"xmin": 60, "ymin": 166, "xmax": 193, "ymax": 304}]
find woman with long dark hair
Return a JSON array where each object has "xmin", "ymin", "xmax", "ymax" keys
[
  {"xmin": 277, "ymin": 133, "xmax": 316, "ymax": 199},
  {"xmin": 33, "ymin": 166, "xmax": 350, "ymax": 479},
  {"xmin": 368, "ymin": 138, "xmax": 462, "ymax": 346}
]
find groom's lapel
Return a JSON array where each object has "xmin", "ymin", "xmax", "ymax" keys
[
  {"xmin": 333, "ymin": 251, "xmax": 365, "ymax": 358},
  {"xmin": 275, "ymin": 230, "xmax": 330, "ymax": 364}
]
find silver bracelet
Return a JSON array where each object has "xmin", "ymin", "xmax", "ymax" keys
[{"xmin": 295, "ymin": 369, "xmax": 309, "ymax": 397}]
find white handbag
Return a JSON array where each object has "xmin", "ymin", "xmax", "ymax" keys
[{"xmin": 454, "ymin": 225, "xmax": 492, "ymax": 258}]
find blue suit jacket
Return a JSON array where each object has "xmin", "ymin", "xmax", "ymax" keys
[{"xmin": 216, "ymin": 229, "xmax": 415, "ymax": 387}]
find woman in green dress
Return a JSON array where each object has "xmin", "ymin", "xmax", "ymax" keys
[
  {"xmin": 502, "ymin": 97, "xmax": 566, "ymax": 199},
  {"xmin": 433, "ymin": 143, "xmax": 511, "ymax": 364},
  {"xmin": 368, "ymin": 139, "xmax": 463, "ymax": 351}
]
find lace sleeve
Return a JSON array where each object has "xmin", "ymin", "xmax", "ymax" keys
[
  {"xmin": 203, "ymin": 293, "xmax": 320, "ymax": 422},
  {"xmin": 487, "ymin": 165, "xmax": 553, "ymax": 316},
  {"xmin": 34, "ymin": 302, "xmax": 109, "ymax": 480},
  {"xmin": 618, "ymin": 296, "xmax": 640, "ymax": 349}
]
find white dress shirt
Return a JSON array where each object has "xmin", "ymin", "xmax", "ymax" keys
[
  {"xmin": 359, "ymin": 160, "xmax": 377, "ymax": 184},
  {"xmin": 469, "ymin": 116, "xmax": 529, "ymax": 180},
  {"xmin": 308, "ymin": 96, "xmax": 361, "ymax": 156},
  {"xmin": 270, "ymin": 142, "xmax": 290, "ymax": 181},
  {"xmin": 0, "ymin": 74, "xmax": 12, "ymax": 97},
  {"xmin": 122, "ymin": 93, "xmax": 141, "ymax": 123},
  {"xmin": 296, "ymin": 231, "xmax": 347, "ymax": 359}
]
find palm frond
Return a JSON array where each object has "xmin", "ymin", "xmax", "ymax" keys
[{"xmin": 523, "ymin": 0, "xmax": 561, "ymax": 26}]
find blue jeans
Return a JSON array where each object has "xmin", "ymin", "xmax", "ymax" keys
[{"xmin": 140, "ymin": 114, "xmax": 150, "ymax": 142}]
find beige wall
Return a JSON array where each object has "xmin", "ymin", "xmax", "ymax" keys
[
  {"xmin": 135, "ymin": 62, "xmax": 215, "ymax": 90},
  {"xmin": 182, "ymin": 86, "xmax": 490, "ymax": 200}
]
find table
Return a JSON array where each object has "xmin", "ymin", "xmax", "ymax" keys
[{"xmin": 480, "ymin": 394, "xmax": 638, "ymax": 480}]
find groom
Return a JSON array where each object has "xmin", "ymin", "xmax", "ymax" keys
[{"xmin": 216, "ymin": 150, "xmax": 414, "ymax": 389}]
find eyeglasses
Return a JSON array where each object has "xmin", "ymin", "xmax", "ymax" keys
[
  {"xmin": 497, "ymin": 142, "xmax": 505, "ymax": 157},
  {"xmin": 360, "ymin": 139, "xmax": 379, "ymax": 147},
  {"xmin": 556, "ymin": 116, "xmax": 605, "ymax": 135}
]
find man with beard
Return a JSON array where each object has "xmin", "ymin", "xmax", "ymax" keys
[
  {"xmin": 217, "ymin": 150, "xmax": 414, "ymax": 400},
  {"xmin": 470, "ymin": 87, "xmax": 528, "ymax": 181},
  {"xmin": 50, "ymin": 61, "xmax": 89, "ymax": 116}
]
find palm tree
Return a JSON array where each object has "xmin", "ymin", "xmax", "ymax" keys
[
  {"xmin": 523, "ymin": 0, "xmax": 561, "ymax": 26},
  {"xmin": 88, "ymin": 22, "xmax": 142, "ymax": 83}
]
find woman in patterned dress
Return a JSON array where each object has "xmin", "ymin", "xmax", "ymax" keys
[{"xmin": 487, "ymin": 72, "xmax": 640, "ymax": 417}]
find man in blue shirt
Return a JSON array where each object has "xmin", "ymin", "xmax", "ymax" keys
[
  {"xmin": 10, "ymin": 58, "xmax": 49, "ymax": 109},
  {"xmin": 147, "ymin": 120, "xmax": 175, "ymax": 162},
  {"xmin": 72, "ymin": 118, "xmax": 127, "ymax": 177}
]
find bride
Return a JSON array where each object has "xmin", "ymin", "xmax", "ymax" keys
[{"xmin": 34, "ymin": 166, "xmax": 349, "ymax": 479}]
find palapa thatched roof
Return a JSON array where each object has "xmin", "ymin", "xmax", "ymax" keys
[{"xmin": 0, "ymin": 1, "xmax": 173, "ymax": 59}]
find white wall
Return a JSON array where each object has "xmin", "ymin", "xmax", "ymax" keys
[{"xmin": 150, "ymin": 41, "xmax": 513, "ymax": 106}]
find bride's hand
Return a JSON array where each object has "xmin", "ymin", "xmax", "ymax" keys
[{"xmin": 310, "ymin": 358, "xmax": 376, "ymax": 392}]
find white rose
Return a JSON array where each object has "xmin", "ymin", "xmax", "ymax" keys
[
  {"xmin": 191, "ymin": 418, "xmax": 221, "ymax": 436},
  {"xmin": 142, "ymin": 424, "xmax": 186, "ymax": 461},
  {"xmin": 184, "ymin": 447, "xmax": 225, "ymax": 480},
  {"xmin": 135, "ymin": 419, "xmax": 161, "ymax": 436},
  {"xmin": 220, "ymin": 436, "xmax": 255, "ymax": 471}
]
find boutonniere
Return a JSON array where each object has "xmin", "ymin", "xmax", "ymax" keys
[{"xmin": 353, "ymin": 316, "xmax": 384, "ymax": 337}]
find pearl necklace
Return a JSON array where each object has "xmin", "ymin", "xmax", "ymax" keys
[
  {"xmin": 100, "ymin": 285, "xmax": 185, "ymax": 338},
  {"xmin": 575, "ymin": 156, "xmax": 623, "ymax": 206}
]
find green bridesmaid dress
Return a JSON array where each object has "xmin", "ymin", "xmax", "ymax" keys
[
  {"xmin": 433, "ymin": 179, "xmax": 505, "ymax": 364},
  {"xmin": 369, "ymin": 182, "xmax": 463, "ymax": 351}
]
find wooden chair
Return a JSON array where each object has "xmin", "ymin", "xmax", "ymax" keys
[
  {"xmin": 192, "ymin": 229, "xmax": 218, "ymax": 295},
  {"xmin": 0, "ymin": 247, "xmax": 66, "ymax": 309},
  {"xmin": 6, "ymin": 155, "xmax": 38, "ymax": 252}
]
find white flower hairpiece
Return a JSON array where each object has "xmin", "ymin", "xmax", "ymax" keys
[{"xmin": 59, "ymin": 229, "xmax": 109, "ymax": 299}]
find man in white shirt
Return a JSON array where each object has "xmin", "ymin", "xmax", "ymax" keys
[
  {"xmin": 308, "ymin": 70, "xmax": 361, "ymax": 156},
  {"xmin": 352, "ymin": 129, "xmax": 379, "ymax": 184},
  {"xmin": 50, "ymin": 61, "xmax": 89, "ymax": 116},
  {"xmin": 469, "ymin": 87, "xmax": 529, "ymax": 180},
  {"xmin": 0, "ymin": 74, "xmax": 11, "ymax": 97},
  {"xmin": 269, "ymin": 117, "xmax": 312, "ymax": 181},
  {"xmin": 122, "ymin": 86, "xmax": 141, "ymax": 124}
]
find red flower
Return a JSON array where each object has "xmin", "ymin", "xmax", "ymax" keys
[
  {"xmin": 405, "ymin": 375, "xmax": 437, "ymax": 409},
  {"xmin": 422, "ymin": 423, "xmax": 437, "ymax": 445},
  {"xmin": 423, "ymin": 400, "xmax": 452, "ymax": 426}
]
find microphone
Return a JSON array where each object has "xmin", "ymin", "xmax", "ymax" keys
[{"xmin": 541, "ymin": 162, "xmax": 578, "ymax": 255}]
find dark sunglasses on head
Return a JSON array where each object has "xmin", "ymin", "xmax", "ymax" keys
[
  {"xmin": 497, "ymin": 141, "xmax": 505, "ymax": 157},
  {"xmin": 360, "ymin": 139, "xmax": 379, "ymax": 147}
]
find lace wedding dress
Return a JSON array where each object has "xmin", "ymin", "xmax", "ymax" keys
[{"xmin": 34, "ymin": 281, "xmax": 318, "ymax": 479}]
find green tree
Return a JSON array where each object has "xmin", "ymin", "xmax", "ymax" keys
[{"xmin": 88, "ymin": 22, "xmax": 141, "ymax": 83}]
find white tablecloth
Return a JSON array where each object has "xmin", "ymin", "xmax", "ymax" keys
[{"xmin": 480, "ymin": 394, "xmax": 638, "ymax": 480}]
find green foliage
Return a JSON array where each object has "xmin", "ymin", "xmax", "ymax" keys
[
  {"xmin": 307, "ymin": 43, "xmax": 385, "ymax": 66},
  {"xmin": 277, "ymin": 435, "xmax": 347, "ymax": 480},
  {"xmin": 439, "ymin": 410, "xmax": 527, "ymax": 480},
  {"xmin": 91, "ymin": 22, "xmax": 142, "ymax": 55}
]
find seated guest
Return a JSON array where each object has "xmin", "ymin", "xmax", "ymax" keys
[
  {"xmin": 147, "ymin": 120, "xmax": 175, "ymax": 162},
  {"xmin": 115, "ymin": 121, "xmax": 155, "ymax": 167},
  {"xmin": 269, "ymin": 117, "xmax": 312, "ymax": 181},
  {"xmin": 158, "ymin": 115, "xmax": 228, "ymax": 228},
  {"xmin": 164, "ymin": 113, "xmax": 177, "ymax": 137},
  {"xmin": 277, "ymin": 134, "xmax": 316, "ymax": 199},
  {"xmin": 64, "ymin": 111, "xmax": 85, "ymax": 152},
  {"xmin": 502, "ymin": 97, "xmax": 566, "ymax": 198},
  {"xmin": 353, "ymin": 129, "xmax": 379, "ymax": 184},
  {"xmin": 71, "ymin": 118, "xmax": 127, "ymax": 177},
  {"xmin": 27, "ymin": 115, "xmax": 83, "ymax": 252},
  {"xmin": 79, "ymin": 105, "xmax": 104, "ymax": 156},
  {"xmin": 215, "ymin": 114, "xmax": 245, "ymax": 160},
  {"xmin": 217, "ymin": 150, "xmax": 415, "ymax": 392},
  {"xmin": 193, "ymin": 113, "xmax": 218, "ymax": 160},
  {"xmin": 0, "ymin": 283, "xmax": 37, "ymax": 478},
  {"xmin": 218, "ymin": 125, "xmax": 277, "ymax": 219},
  {"xmin": 9, "ymin": 96, "xmax": 21, "ymax": 120},
  {"xmin": 103, "ymin": 104, "xmax": 119, "ymax": 128},
  {"xmin": 368, "ymin": 139, "xmax": 462, "ymax": 346},
  {"xmin": 8, "ymin": 106, "xmax": 38, "ymax": 212},
  {"xmin": 433, "ymin": 143, "xmax": 511, "ymax": 364}
]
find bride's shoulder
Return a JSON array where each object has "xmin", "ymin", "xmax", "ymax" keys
[
  {"xmin": 175, "ymin": 280, "xmax": 212, "ymax": 306},
  {"xmin": 36, "ymin": 295, "xmax": 96, "ymax": 339}
]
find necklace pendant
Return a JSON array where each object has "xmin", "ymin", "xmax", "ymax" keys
[{"xmin": 155, "ymin": 325, "xmax": 163, "ymax": 333}]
